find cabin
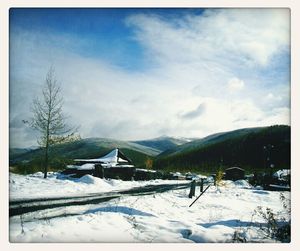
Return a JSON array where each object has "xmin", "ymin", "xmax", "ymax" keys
[
  {"xmin": 61, "ymin": 148, "xmax": 135, "ymax": 180},
  {"xmin": 224, "ymin": 167, "xmax": 245, "ymax": 181}
]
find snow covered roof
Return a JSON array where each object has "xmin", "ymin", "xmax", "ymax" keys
[
  {"xmin": 77, "ymin": 163, "xmax": 95, "ymax": 170},
  {"xmin": 273, "ymin": 169, "xmax": 290, "ymax": 178},
  {"xmin": 74, "ymin": 148, "xmax": 132, "ymax": 165},
  {"xmin": 225, "ymin": 167, "xmax": 245, "ymax": 171}
]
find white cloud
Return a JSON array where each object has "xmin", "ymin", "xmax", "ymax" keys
[
  {"xmin": 9, "ymin": 9, "xmax": 290, "ymax": 147},
  {"xmin": 126, "ymin": 9, "xmax": 290, "ymax": 67},
  {"xmin": 227, "ymin": 78, "xmax": 245, "ymax": 91},
  {"xmin": 179, "ymin": 103, "xmax": 206, "ymax": 119},
  {"xmin": 266, "ymin": 93, "xmax": 283, "ymax": 102}
]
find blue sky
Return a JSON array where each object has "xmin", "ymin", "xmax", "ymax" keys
[
  {"xmin": 9, "ymin": 8, "xmax": 290, "ymax": 147},
  {"xmin": 10, "ymin": 8, "xmax": 205, "ymax": 71},
  {"xmin": 10, "ymin": 8, "xmax": 145, "ymax": 70}
]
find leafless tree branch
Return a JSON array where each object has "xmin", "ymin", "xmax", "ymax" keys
[{"xmin": 29, "ymin": 67, "xmax": 78, "ymax": 178}]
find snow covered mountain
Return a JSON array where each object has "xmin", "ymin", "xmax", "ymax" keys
[{"xmin": 132, "ymin": 136, "xmax": 193, "ymax": 152}]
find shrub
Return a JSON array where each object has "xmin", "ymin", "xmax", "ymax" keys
[
  {"xmin": 215, "ymin": 169, "xmax": 224, "ymax": 186},
  {"xmin": 251, "ymin": 193, "xmax": 290, "ymax": 242}
]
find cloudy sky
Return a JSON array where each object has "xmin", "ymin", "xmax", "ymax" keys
[{"xmin": 9, "ymin": 8, "xmax": 290, "ymax": 148}]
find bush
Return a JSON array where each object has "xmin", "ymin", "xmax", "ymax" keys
[
  {"xmin": 215, "ymin": 169, "xmax": 224, "ymax": 186},
  {"xmin": 251, "ymin": 193, "xmax": 290, "ymax": 242}
]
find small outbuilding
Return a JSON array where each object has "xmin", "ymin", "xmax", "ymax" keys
[
  {"xmin": 224, "ymin": 167, "xmax": 245, "ymax": 181},
  {"xmin": 62, "ymin": 148, "xmax": 135, "ymax": 180}
]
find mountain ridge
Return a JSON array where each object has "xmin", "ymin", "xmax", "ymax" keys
[
  {"xmin": 10, "ymin": 125, "xmax": 290, "ymax": 174},
  {"xmin": 154, "ymin": 125, "xmax": 290, "ymax": 173}
]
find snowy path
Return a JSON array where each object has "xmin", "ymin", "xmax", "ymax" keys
[{"xmin": 10, "ymin": 182, "xmax": 191, "ymax": 218}]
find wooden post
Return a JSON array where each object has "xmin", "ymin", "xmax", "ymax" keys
[
  {"xmin": 200, "ymin": 178, "xmax": 204, "ymax": 193},
  {"xmin": 189, "ymin": 180, "xmax": 196, "ymax": 198},
  {"xmin": 189, "ymin": 184, "xmax": 211, "ymax": 207}
]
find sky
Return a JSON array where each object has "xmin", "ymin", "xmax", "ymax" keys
[{"xmin": 9, "ymin": 8, "xmax": 290, "ymax": 148}]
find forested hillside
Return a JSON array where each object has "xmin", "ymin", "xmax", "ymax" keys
[{"xmin": 154, "ymin": 125, "xmax": 290, "ymax": 173}]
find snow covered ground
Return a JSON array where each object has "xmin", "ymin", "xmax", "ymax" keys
[
  {"xmin": 9, "ymin": 172, "xmax": 290, "ymax": 243},
  {"xmin": 9, "ymin": 172, "xmax": 190, "ymax": 200}
]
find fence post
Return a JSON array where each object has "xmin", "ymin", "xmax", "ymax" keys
[
  {"xmin": 200, "ymin": 178, "xmax": 204, "ymax": 193},
  {"xmin": 189, "ymin": 180, "xmax": 196, "ymax": 198}
]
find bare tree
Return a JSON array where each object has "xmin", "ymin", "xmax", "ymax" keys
[{"xmin": 30, "ymin": 67, "xmax": 76, "ymax": 178}]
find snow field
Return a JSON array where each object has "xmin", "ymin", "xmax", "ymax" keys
[
  {"xmin": 9, "ymin": 173, "xmax": 290, "ymax": 243},
  {"xmin": 9, "ymin": 172, "xmax": 189, "ymax": 200}
]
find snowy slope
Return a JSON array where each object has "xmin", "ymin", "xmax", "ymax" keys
[{"xmin": 9, "ymin": 172, "xmax": 290, "ymax": 243}]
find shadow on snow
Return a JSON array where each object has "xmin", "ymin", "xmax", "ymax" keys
[{"xmin": 85, "ymin": 206, "xmax": 155, "ymax": 217}]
